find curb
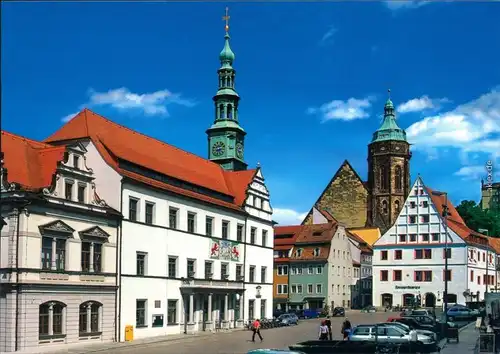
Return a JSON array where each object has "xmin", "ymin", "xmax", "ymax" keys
[{"xmin": 438, "ymin": 321, "xmax": 477, "ymax": 352}]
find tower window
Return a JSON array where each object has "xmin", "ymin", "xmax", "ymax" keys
[
  {"xmin": 227, "ymin": 105, "xmax": 233, "ymax": 119},
  {"xmin": 219, "ymin": 104, "xmax": 225, "ymax": 119},
  {"xmin": 395, "ymin": 200, "xmax": 400, "ymax": 211},
  {"xmin": 395, "ymin": 166, "xmax": 402, "ymax": 190},
  {"xmin": 382, "ymin": 200, "xmax": 388, "ymax": 214},
  {"xmin": 379, "ymin": 166, "xmax": 389, "ymax": 190}
]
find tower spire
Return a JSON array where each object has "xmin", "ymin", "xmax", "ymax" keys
[
  {"xmin": 206, "ymin": 7, "xmax": 247, "ymax": 172},
  {"xmin": 372, "ymin": 89, "xmax": 406, "ymax": 142}
]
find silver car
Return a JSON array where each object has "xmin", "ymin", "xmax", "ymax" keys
[
  {"xmin": 350, "ymin": 325, "xmax": 434, "ymax": 344},
  {"xmin": 378, "ymin": 322, "xmax": 437, "ymax": 341},
  {"xmin": 277, "ymin": 314, "xmax": 298, "ymax": 325}
]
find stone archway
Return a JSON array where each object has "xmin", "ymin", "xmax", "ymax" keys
[
  {"xmin": 381, "ymin": 293, "xmax": 393, "ymax": 307},
  {"xmin": 402, "ymin": 293, "xmax": 415, "ymax": 307},
  {"xmin": 424, "ymin": 293, "xmax": 436, "ymax": 307}
]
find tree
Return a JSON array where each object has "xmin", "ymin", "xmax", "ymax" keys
[{"xmin": 456, "ymin": 200, "xmax": 500, "ymax": 237}]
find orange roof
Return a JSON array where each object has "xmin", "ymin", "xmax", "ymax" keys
[
  {"xmin": 274, "ymin": 245, "xmax": 293, "ymax": 251},
  {"xmin": 347, "ymin": 227, "xmax": 381, "ymax": 246},
  {"xmin": 274, "ymin": 225, "xmax": 302, "ymax": 246},
  {"xmin": 488, "ymin": 237, "xmax": 500, "ymax": 254},
  {"xmin": 291, "ymin": 245, "xmax": 330, "ymax": 261},
  {"xmin": 1, "ymin": 131, "xmax": 66, "ymax": 191},
  {"xmin": 426, "ymin": 187, "xmax": 490, "ymax": 248},
  {"xmin": 294, "ymin": 222, "xmax": 337, "ymax": 244},
  {"xmin": 43, "ymin": 109, "xmax": 256, "ymax": 210}
]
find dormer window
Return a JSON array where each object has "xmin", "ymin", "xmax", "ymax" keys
[
  {"xmin": 77, "ymin": 184, "xmax": 86, "ymax": 203},
  {"xmin": 313, "ymin": 248, "xmax": 320, "ymax": 257},
  {"xmin": 73, "ymin": 155, "xmax": 80, "ymax": 169},
  {"xmin": 296, "ymin": 249, "xmax": 303, "ymax": 257},
  {"xmin": 65, "ymin": 181, "xmax": 73, "ymax": 200},
  {"xmin": 313, "ymin": 232, "xmax": 321, "ymax": 237}
]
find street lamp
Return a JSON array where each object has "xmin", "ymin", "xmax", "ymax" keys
[{"xmin": 432, "ymin": 191, "xmax": 449, "ymax": 322}]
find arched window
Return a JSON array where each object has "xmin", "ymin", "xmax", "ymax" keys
[
  {"xmin": 382, "ymin": 200, "xmax": 388, "ymax": 214},
  {"xmin": 219, "ymin": 104, "xmax": 225, "ymax": 119},
  {"xmin": 379, "ymin": 166, "xmax": 389, "ymax": 190},
  {"xmin": 395, "ymin": 200, "xmax": 400, "ymax": 211},
  {"xmin": 39, "ymin": 301, "xmax": 66, "ymax": 338},
  {"xmin": 395, "ymin": 166, "xmax": 402, "ymax": 191},
  {"xmin": 227, "ymin": 105, "xmax": 233, "ymax": 119},
  {"xmin": 79, "ymin": 301, "xmax": 102, "ymax": 335}
]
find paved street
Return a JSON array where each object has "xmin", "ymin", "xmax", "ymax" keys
[{"xmin": 67, "ymin": 311, "xmax": 400, "ymax": 354}]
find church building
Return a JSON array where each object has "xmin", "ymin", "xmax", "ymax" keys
[{"xmin": 302, "ymin": 94, "xmax": 412, "ymax": 235}]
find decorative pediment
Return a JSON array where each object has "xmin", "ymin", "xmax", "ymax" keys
[
  {"xmin": 79, "ymin": 226, "xmax": 110, "ymax": 240},
  {"xmin": 39, "ymin": 220, "xmax": 75, "ymax": 235},
  {"xmin": 67, "ymin": 142, "xmax": 88, "ymax": 153}
]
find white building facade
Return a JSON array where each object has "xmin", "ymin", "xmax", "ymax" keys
[
  {"xmin": 372, "ymin": 176, "xmax": 495, "ymax": 308},
  {"xmin": 0, "ymin": 134, "xmax": 121, "ymax": 353}
]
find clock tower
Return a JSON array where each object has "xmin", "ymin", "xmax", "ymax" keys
[
  {"xmin": 367, "ymin": 91, "xmax": 411, "ymax": 233},
  {"xmin": 206, "ymin": 8, "xmax": 247, "ymax": 171}
]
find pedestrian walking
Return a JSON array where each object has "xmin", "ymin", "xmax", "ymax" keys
[
  {"xmin": 251, "ymin": 319, "xmax": 263, "ymax": 342},
  {"xmin": 324, "ymin": 316, "xmax": 333, "ymax": 340},
  {"xmin": 318, "ymin": 320, "xmax": 329, "ymax": 340},
  {"xmin": 341, "ymin": 317, "xmax": 352, "ymax": 340}
]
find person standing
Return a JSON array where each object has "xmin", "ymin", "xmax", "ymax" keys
[
  {"xmin": 341, "ymin": 317, "xmax": 352, "ymax": 340},
  {"xmin": 325, "ymin": 316, "xmax": 333, "ymax": 340},
  {"xmin": 251, "ymin": 319, "xmax": 263, "ymax": 342},
  {"xmin": 319, "ymin": 320, "xmax": 329, "ymax": 340},
  {"xmin": 409, "ymin": 327, "xmax": 418, "ymax": 353}
]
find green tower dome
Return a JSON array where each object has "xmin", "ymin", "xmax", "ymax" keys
[
  {"xmin": 219, "ymin": 33, "xmax": 235, "ymax": 66},
  {"xmin": 371, "ymin": 91, "xmax": 407, "ymax": 143}
]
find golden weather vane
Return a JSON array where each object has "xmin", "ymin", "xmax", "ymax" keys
[{"xmin": 222, "ymin": 7, "xmax": 230, "ymax": 32}]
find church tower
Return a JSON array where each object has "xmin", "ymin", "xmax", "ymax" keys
[
  {"xmin": 367, "ymin": 90, "xmax": 411, "ymax": 233},
  {"xmin": 206, "ymin": 8, "xmax": 247, "ymax": 171}
]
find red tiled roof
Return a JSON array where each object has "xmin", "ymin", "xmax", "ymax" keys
[
  {"xmin": 274, "ymin": 245, "xmax": 292, "ymax": 251},
  {"xmin": 489, "ymin": 237, "xmax": 500, "ymax": 254},
  {"xmin": 274, "ymin": 225, "xmax": 302, "ymax": 246},
  {"xmin": 294, "ymin": 222, "xmax": 337, "ymax": 244},
  {"xmin": 43, "ymin": 109, "xmax": 256, "ymax": 210},
  {"xmin": 291, "ymin": 245, "xmax": 330, "ymax": 261},
  {"xmin": 1, "ymin": 131, "xmax": 66, "ymax": 191},
  {"xmin": 426, "ymin": 186, "xmax": 490, "ymax": 248}
]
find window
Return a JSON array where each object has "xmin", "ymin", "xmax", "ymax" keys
[
  {"xmin": 54, "ymin": 239, "xmax": 66, "ymax": 271},
  {"xmin": 382, "ymin": 200, "xmax": 388, "ymax": 214},
  {"xmin": 381, "ymin": 250, "xmax": 388, "ymax": 260},
  {"xmin": 380, "ymin": 270, "xmax": 388, "ymax": 281},
  {"xmin": 308, "ymin": 265, "xmax": 314, "ymax": 274},
  {"xmin": 470, "ymin": 270, "xmax": 474, "ymax": 282},
  {"xmin": 395, "ymin": 166, "xmax": 402, "ymax": 190},
  {"xmin": 222, "ymin": 220, "xmax": 229, "ymax": 239},
  {"xmin": 79, "ymin": 302, "xmax": 101, "ymax": 335},
  {"xmin": 421, "ymin": 233, "xmax": 429, "ymax": 242},
  {"xmin": 316, "ymin": 284, "xmax": 322, "ymax": 294},
  {"xmin": 39, "ymin": 302, "xmax": 66, "ymax": 338},
  {"xmin": 313, "ymin": 248, "xmax": 320, "ymax": 257},
  {"xmin": 262, "ymin": 230, "xmax": 268, "ymax": 247},
  {"xmin": 73, "ymin": 156, "xmax": 80, "ymax": 169},
  {"xmin": 237, "ymin": 224, "xmax": 244, "ymax": 241},
  {"xmin": 77, "ymin": 184, "xmax": 86, "ymax": 203},
  {"xmin": 415, "ymin": 249, "xmax": 431, "ymax": 259},
  {"xmin": 297, "ymin": 285, "xmax": 303, "ymax": 294},
  {"xmin": 221, "ymin": 262, "xmax": 228, "ymax": 279},
  {"xmin": 261, "ymin": 266, "xmax": 267, "ymax": 283},
  {"xmin": 94, "ymin": 243, "xmax": 102, "ymax": 273},
  {"xmin": 41, "ymin": 236, "xmax": 52, "ymax": 270},
  {"xmin": 277, "ymin": 284, "xmax": 288, "ymax": 294},
  {"xmin": 316, "ymin": 265, "xmax": 323, "ymax": 274},
  {"xmin": 277, "ymin": 265, "xmax": 288, "ymax": 275},
  {"xmin": 444, "ymin": 269, "xmax": 452, "ymax": 281},
  {"xmin": 308, "ymin": 284, "xmax": 313, "ymax": 293},
  {"xmin": 394, "ymin": 250, "xmax": 402, "ymax": 260},
  {"xmin": 169, "ymin": 207, "xmax": 178, "ymax": 229},
  {"xmin": 155, "ymin": 300, "xmax": 161, "ymax": 308},
  {"xmin": 136, "ymin": 252, "xmax": 146, "ymax": 275},
  {"xmin": 205, "ymin": 261, "xmax": 213, "ymax": 278},
  {"xmin": 410, "ymin": 201, "xmax": 416, "ymax": 208},
  {"xmin": 296, "ymin": 266, "xmax": 303, "ymax": 275},
  {"xmin": 129, "ymin": 198, "xmax": 138, "ymax": 222},
  {"xmin": 145, "ymin": 202, "xmax": 155, "ymax": 225},
  {"xmin": 399, "ymin": 235, "xmax": 406, "ymax": 242},
  {"xmin": 296, "ymin": 249, "xmax": 303, "ymax": 257},
  {"xmin": 248, "ymin": 300, "xmax": 255, "ymax": 320},
  {"xmin": 409, "ymin": 234, "xmax": 417, "ymax": 242},
  {"xmin": 443, "ymin": 248, "xmax": 452, "ymax": 259},
  {"xmin": 380, "ymin": 165, "xmax": 388, "ymax": 190},
  {"xmin": 250, "ymin": 266, "xmax": 256, "ymax": 282},
  {"xmin": 187, "ymin": 212, "xmax": 196, "ymax": 233},
  {"xmin": 421, "ymin": 215, "xmax": 430, "ymax": 223},
  {"xmin": 168, "ymin": 257, "xmax": 177, "ymax": 278},
  {"xmin": 422, "ymin": 201, "xmax": 429, "ymax": 208},
  {"xmin": 82, "ymin": 242, "xmax": 91, "ymax": 272},
  {"xmin": 393, "ymin": 270, "xmax": 402, "ymax": 281},
  {"xmin": 136, "ymin": 300, "xmax": 147, "ymax": 327},
  {"xmin": 65, "ymin": 181, "xmax": 73, "ymax": 200},
  {"xmin": 415, "ymin": 270, "xmax": 432, "ymax": 282},
  {"xmin": 187, "ymin": 259, "xmax": 196, "ymax": 277},
  {"xmin": 205, "ymin": 217, "xmax": 213, "ymax": 236},
  {"xmin": 409, "ymin": 215, "xmax": 416, "ymax": 224},
  {"xmin": 260, "ymin": 299, "xmax": 267, "ymax": 319},
  {"xmin": 250, "ymin": 227, "xmax": 256, "ymax": 244},
  {"xmin": 432, "ymin": 233, "xmax": 439, "ymax": 241}
]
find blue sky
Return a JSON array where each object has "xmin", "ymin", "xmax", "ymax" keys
[{"xmin": 2, "ymin": 1, "xmax": 500, "ymax": 225}]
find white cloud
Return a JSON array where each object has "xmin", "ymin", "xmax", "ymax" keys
[
  {"xmin": 406, "ymin": 88, "xmax": 500, "ymax": 156},
  {"xmin": 87, "ymin": 87, "xmax": 196, "ymax": 116},
  {"xmin": 385, "ymin": 1, "xmax": 431, "ymax": 10},
  {"xmin": 308, "ymin": 96, "xmax": 374, "ymax": 122},
  {"xmin": 454, "ymin": 165, "xmax": 500, "ymax": 181},
  {"xmin": 397, "ymin": 95, "xmax": 450, "ymax": 114},
  {"xmin": 273, "ymin": 208, "xmax": 308, "ymax": 226},
  {"xmin": 319, "ymin": 26, "xmax": 337, "ymax": 46},
  {"xmin": 61, "ymin": 112, "xmax": 79, "ymax": 123}
]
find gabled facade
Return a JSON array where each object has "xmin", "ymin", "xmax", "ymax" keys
[
  {"xmin": 372, "ymin": 176, "xmax": 495, "ymax": 308},
  {"xmin": 273, "ymin": 226, "xmax": 300, "ymax": 311},
  {"xmin": 0, "ymin": 132, "xmax": 122, "ymax": 353},
  {"xmin": 346, "ymin": 230, "xmax": 373, "ymax": 308}
]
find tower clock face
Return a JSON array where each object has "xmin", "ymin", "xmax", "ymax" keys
[
  {"xmin": 212, "ymin": 141, "xmax": 225, "ymax": 157},
  {"xmin": 236, "ymin": 143, "xmax": 244, "ymax": 158}
]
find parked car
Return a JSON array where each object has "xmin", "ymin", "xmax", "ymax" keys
[
  {"xmin": 447, "ymin": 306, "xmax": 480, "ymax": 321},
  {"xmin": 277, "ymin": 314, "xmax": 299, "ymax": 326},
  {"xmin": 349, "ymin": 324, "xmax": 435, "ymax": 346},
  {"xmin": 388, "ymin": 317, "xmax": 437, "ymax": 332},
  {"xmin": 295, "ymin": 309, "xmax": 320, "ymax": 319},
  {"xmin": 332, "ymin": 307, "xmax": 345, "ymax": 316},
  {"xmin": 379, "ymin": 322, "xmax": 437, "ymax": 341},
  {"xmin": 287, "ymin": 313, "xmax": 299, "ymax": 323},
  {"xmin": 361, "ymin": 306, "xmax": 376, "ymax": 313}
]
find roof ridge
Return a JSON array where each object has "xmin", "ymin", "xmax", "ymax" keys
[
  {"xmin": 1, "ymin": 131, "xmax": 54, "ymax": 149},
  {"xmin": 82, "ymin": 108, "xmax": 232, "ymax": 172}
]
